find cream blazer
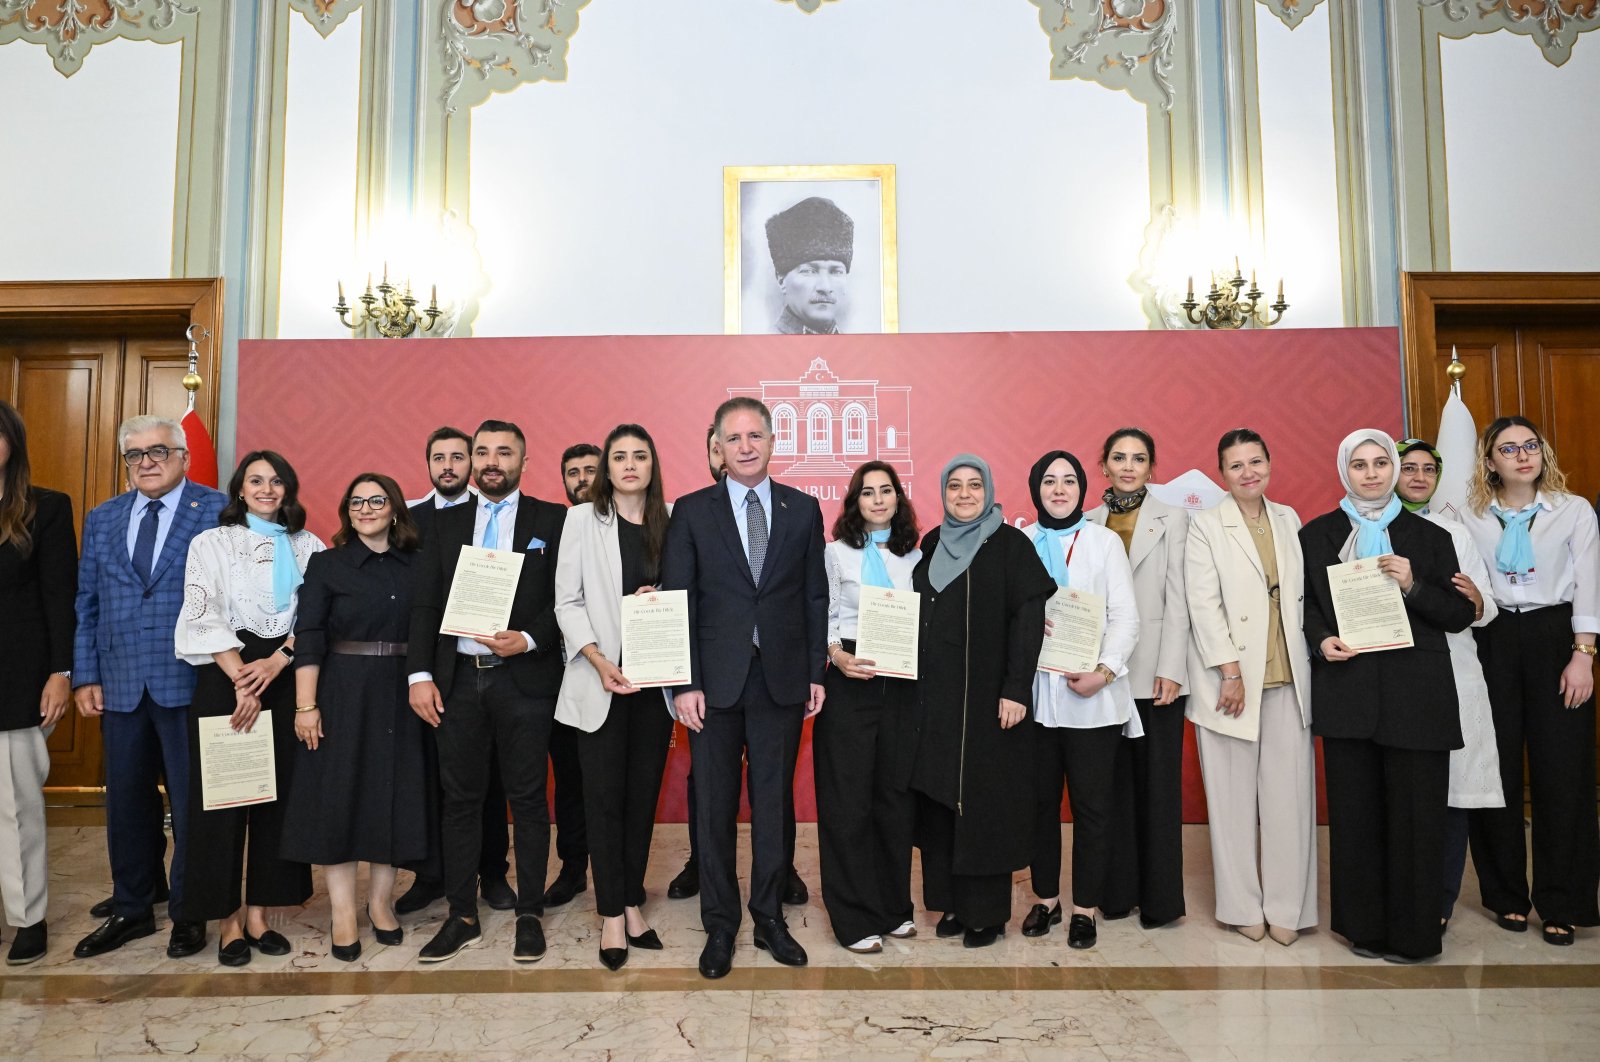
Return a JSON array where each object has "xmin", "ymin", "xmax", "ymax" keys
[
  {"xmin": 1086, "ymin": 494, "xmax": 1191, "ymax": 696},
  {"xmin": 553, "ymin": 501, "xmax": 671, "ymax": 733},
  {"xmin": 1183, "ymin": 495, "xmax": 1311, "ymax": 741}
]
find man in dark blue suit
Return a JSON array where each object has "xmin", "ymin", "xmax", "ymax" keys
[
  {"xmin": 72, "ymin": 415, "xmax": 224, "ymax": 959},
  {"xmin": 662, "ymin": 397, "xmax": 827, "ymax": 978}
]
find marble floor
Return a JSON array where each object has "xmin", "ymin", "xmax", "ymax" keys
[{"xmin": 4, "ymin": 821, "xmax": 1599, "ymax": 1060}]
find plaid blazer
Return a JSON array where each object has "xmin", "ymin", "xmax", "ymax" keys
[{"xmin": 73, "ymin": 480, "xmax": 225, "ymax": 712}]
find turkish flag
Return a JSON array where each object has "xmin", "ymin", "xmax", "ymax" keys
[{"xmin": 181, "ymin": 407, "xmax": 219, "ymax": 488}]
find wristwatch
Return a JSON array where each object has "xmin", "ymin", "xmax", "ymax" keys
[
  {"xmin": 1095, "ymin": 663, "xmax": 1116, "ymax": 684},
  {"xmin": 277, "ymin": 645, "xmax": 295, "ymax": 661},
  {"xmin": 1574, "ymin": 643, "xmax": 1598, "ymax": 658}
]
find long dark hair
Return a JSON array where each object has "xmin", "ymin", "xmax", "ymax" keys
[
  {"xmin": 333, "ymin": 472, "xmax": 419, "ymax": 551},
  {"xmin": 591, "ymin": 423, "xmax": 670, "ymax": 580},
  {"xmin": 0, "ymin": 401, "xmax": 37, "ymax": 557},
  {"xmin": 832, "ymin": 461, "xmax": 919, "ymax": 555},
  {"xmin": 219, "ymin": 450, "xmax": 307, "ymax": 532}
]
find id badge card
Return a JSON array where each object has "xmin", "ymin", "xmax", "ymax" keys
[{"xmin": 1505, "ymin": 567, "xmax": 1538, "ymax": 587}]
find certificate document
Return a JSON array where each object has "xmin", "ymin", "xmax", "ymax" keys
[
  {"xmin": 1038, "ymin": 587, "xmax": 1106, "ymax": 675},
  {"xmin": 198, "ymin": 712, "xmax": 277, "ymax": 811},
  {"xmin": 440, "ymin": 545, "xmax": 525, "ymax": 638},
  {"xmin": 620, "ymin": 590, "xmax": 692, "ymax": 688},
  {"xmin": 1328, "ymin": 559, "xmax": 1414, "ymax": 652},
  {"xmin": 854, "ymin": 585, "xmax": 920, "ymax": 680}
]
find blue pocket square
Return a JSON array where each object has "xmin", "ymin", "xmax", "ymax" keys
[{"xmin": 526, "ymin": 538, "xmax": 547, "ymax": 551}]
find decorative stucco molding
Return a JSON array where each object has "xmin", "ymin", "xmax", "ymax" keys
[
  {"xmin": 288, "ymin": 0, "xmax": 363, "ymax": 38},
  {"xmin": 440, "ymin": 0, "xmax": 589, "ymax": 114},
  {"xmin": 1030, "ymin": 0, "xmax": 1178, "ymax": 110},
  {"xmin": 0, "ymin": 0, "xmax": 195, "ymax": 76},
  {"xmin": 1255, "ymin": 0, "xmax": 1328, "ymax": 30},
  {"xmin": 1420, "ymin": 0, "xmax": 1600, "ymax": 67}
]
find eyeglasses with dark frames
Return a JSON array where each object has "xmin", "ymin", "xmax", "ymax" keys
[
  {"xmin": 121, "ymin": 445, "xmax": 186, "ymax": 466},
  {"xmin": 347, "ymin": 495, "xmax": 391, "ymax": 511},
  {"xmin": 1496, "ymin": 440, "xmax": 1542, "ymax": 458}
]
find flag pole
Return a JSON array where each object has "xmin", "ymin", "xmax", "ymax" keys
[
  {"xmin": 183, "ymin": 324, "xmax": 206, "ymax": 413},
  {"xmin": 1446, "ymin": 343, "xmax": 1465, "ymax": 397}
]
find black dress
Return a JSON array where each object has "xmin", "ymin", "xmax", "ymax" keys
[{"xmin": 280, "ymin": 542, "xmax": 429, "ymax": 866}]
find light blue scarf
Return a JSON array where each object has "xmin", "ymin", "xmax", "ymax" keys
[
  {"xmin": 1338, "ymin": 495, "xmax": 1401, "ymax": 559},
  {"xmin": 1032, "ymin": 519, "xmax": 1085, "ymax": 587},
  {"xmin": 1491, "ymin": 503, "xmax": 1539, "ymax": 575},
  {"xmin": 1336, "ymin": 429, "xmax": 1403, "ymax": 559},
  {"xmin": 246, "ymin": 513, "xmax": 303, "ymax": 612},
  {"xmin": 859, "ymin": 529, "xmax": 893, "ymax": 589}
]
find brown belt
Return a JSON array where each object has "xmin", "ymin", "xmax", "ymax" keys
[{"xmin": 330, "ymin": 640, "xmax": 408, "ymax": 657}]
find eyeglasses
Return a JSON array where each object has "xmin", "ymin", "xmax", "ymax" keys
[
  {"xmin": 1399, "ymin": 462, "xmax": 1439, "ymax": 477},
  {"xmin": 121, "ymin": 445, "xmax": 186, "ymax": 466},
  {"xmin": 1496, "ymin": 440, "xmax": 1542, "ymax": 458},
  {"xmin": 348, "ymin": 495, "xmax": 391, "ymax": 511}
]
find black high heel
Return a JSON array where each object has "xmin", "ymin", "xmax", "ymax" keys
[
  {"xmin": 599, "ymin": 944, "xmax": 629, "ymax": 970},
  {"xmin": 626, "ymin": 928, "xmax": 663, "ymax": 950},
  {"xmin": 331, "ymin": 938, "xmax": 362, "ymax": 962},
  {"xmin": 367, "ymin": 905, "xmax": 403, "ymax": 947}
]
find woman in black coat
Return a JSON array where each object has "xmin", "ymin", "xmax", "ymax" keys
[
  {"xmin": 910, "ymin": 454, "xmax": 1055, "ymax": 947},
  {"xmin": 0, "ymin": 400, "xmax": 77, "ymax": 966},
  {"xmin": 1301, "ymin": 429, "xmax": 1476, "ymax": 963}
]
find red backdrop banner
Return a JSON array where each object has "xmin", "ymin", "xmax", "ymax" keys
[{"xmin": 239, "ymin": 327, "xmax": 1402, "ymax": 823}]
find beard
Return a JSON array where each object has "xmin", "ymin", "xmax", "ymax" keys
[
  {"xmin": 432, "ymin": 472, "xmax": 469, "ymax": 500},
  {"xmin": 474, "ymin": 464, "xmax": 522, "ymax": 498}
]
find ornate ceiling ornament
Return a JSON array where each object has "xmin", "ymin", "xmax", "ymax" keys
[
  {"xmin": 440, "ymin": 0, "xmax": 589, "ymax": 114},
  {"xmin": 1255, "ymin": 0, "xmax": 1328, "ymax": 30},
  {"xmin": 1420, "ymin": 0, "xmax": 1600, "ymax": 66},
  {"xmin": 0, "ymin": 0, "xmax": 195, "ymax": 77},
  {"xmin": 777, "ymin": 0, "xmax": 841, "ymax": 12},
  {"xmin": 288, "ymin": 0, "xmax": 364, "ymax": 38},
  {"xmin": 1030, "ymin": 0, "xmax": 1178, "ymax": 110}
]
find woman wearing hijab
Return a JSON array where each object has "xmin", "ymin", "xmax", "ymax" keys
[
  {"xmin": 1184, "ymin": 428, "xmax": 1315, "ymax": 947},
  {"xmin": 1456, "ymin": 416, "xmax": 1598, "ymax": 946},
  {"xmin": 1301, "ymin": 429, "xmax": 1476, "ymax": 963},
  {"xmin": 1020, "ymin": 450, "xmax": 1140, "ymax": 950},
  {"xmin": 910, "ymin": 455, "xmax": 1056, "ymax": 947}
]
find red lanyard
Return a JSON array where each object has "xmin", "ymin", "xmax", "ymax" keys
[{"xmin": 1063, "ymin": 529, "xmax": 1081, "ymax": 569}]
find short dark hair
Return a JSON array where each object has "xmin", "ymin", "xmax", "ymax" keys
[
  {"xmin": 1101, "ymin": 426, "xmax": 1157, "ymax": 468},
  {"xmin": 832, "ymin": 461, "xmax": 920, "ymax": 556},
  {"xmin": 1217, "ymin": 428, "xmax": 1270, "ymax": 469},
  {"xmin": 561, "ymin": 442, "xmax": 601, "ymax": 469},
  {"xmin": 424, "ymin": 425, "xmax": 471, "ymax": 463},
  {"xmin": 333, "ymin": 472, "xmax": 420, "ymax": 552},
  {"xmin": 713, "ymin": 397, "xmax": 772, "ymax": 437},
  {"xmin": 220, "ymin": 450, "xmax": 306, "ymax": 532},
  {"xmin": 474, "ymin": 419, "xmax": 526, "ymax": 451}
]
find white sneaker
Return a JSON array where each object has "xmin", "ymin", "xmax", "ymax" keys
[
  {"xmin": 845, "ymin": 935, "xmax": 882, "ymax": 953},
  {"xmin": 888, "ymin": 919, "xmax": 917, "ymax": 939}
]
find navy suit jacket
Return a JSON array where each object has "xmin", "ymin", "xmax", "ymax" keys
[
  {"xmin": 73, "ymin": 480, "xmax": 226, "ymax": 712},
  {"xmin": 660, "ymin": 478, "xmax": 827, "ymax": 708}
]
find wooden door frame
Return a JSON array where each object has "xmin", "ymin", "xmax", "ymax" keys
[{"xmin": 1401, "ymin": 271, "xmax": 1600, "ymax": 429}]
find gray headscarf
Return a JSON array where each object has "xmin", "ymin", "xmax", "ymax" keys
[{"xmin": 928, "ymin": 453, "xmax": 1006, "ymax": 592}]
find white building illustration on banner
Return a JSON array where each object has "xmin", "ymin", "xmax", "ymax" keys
[{"xmin": 728, "ymin": 357, "xmax": 912, "ymax": 481}]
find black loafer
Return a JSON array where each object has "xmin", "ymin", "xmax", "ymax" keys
[
  {"xmin": 668, "ymin": 859, "xmax": 699, "ymax": 900},
  {"xmin": 1022, "ymin": 903, "xmax": 1062, "ymax": 937},
  {"xmin": 963, "ymin": 925, "xmax": 1002, "ymax": 948},
  {"xmin": 599, "ymin": 944, "xmax": 628, "ymax": 971},
  {"xmin": 166, "ymin": 920, "xmax": 207, "ymax": 958},
  {"xmin": 513, "ymin": 914, "xmax": 546, "ymax": 963},
  {"xmin": 1067, "ymin": 913, "xmax": 1097, "ymax": 950},
  {"xmin": 218, "ymin": 937, "xmax": 251, "ymax": 967},
  {"xmin": 935, "ymin": 913, "xmax": 964, "ymax": 938},
  {"xmin": 418, "ymin": 917, "xmax": 481, "ymax": 963},
  {"xmin": 1350, "ymin": 942, "xmax": 1385, "ymax": 959},
  {"xmin": 90, "ymin": 882, "xmax": 167, "ymax": 920},
  {"xmin": 752, "ymin": 917, "xmax": 808, "ymax": 966},
  {"xmin": 74, "ymin": 913, "xmax": 157, "ymax": 959},
  {"xmin": 244, "ymin": 929, "xmax": 291, "ymax": 956},
  {"xmin": 481, "ymin": 877, "xmax": 519, "ymax": 911},
  {"xmin": 627, "ymin": 928, "xmax": 664, "ymax": 950},
  {"xmin": 394, "ymin": 879, "xmax": 444, "ymax": 916},
  {"xmin": 6, "ymin": 921, "xmax": 47, "ymax": 966},
  {"xmin": 783, "ymin": 868, "xmax": 809, "ymax": 906},
  {"xmin": 540, "ymin": 872, "xmax": 586, "ymax": 909},
  {"xmin": 698, "ymin": 929, "xmax": 734, "ymax": 979},
  {"xmin": 1495, "ymin": 912, "xmax": 1529, "ymax": 933}
]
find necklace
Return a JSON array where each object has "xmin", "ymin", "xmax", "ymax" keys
[{"xmin": 1244, "ymin": 507, "xmax": 1268, "ymax": 536}]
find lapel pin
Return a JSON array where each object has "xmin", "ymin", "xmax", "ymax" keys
[{"xmin": 190, "ymin": 501, "xmax": 200, "ymax": 508}]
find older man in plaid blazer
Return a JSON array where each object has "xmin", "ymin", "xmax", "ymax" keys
[{"xmin": 71, "ymin": 415, "xmax": 224, "ymax": 960}]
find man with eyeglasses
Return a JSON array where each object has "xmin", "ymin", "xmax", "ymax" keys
[{"xmin": 71, "ymin": 415, "xmax": 224, "ymax": 960}]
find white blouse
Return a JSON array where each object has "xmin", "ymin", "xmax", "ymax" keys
[
  {"xmin": 175, "ymin": 524, "xmax": 325, "ymax": 665},
  {"xmin": 824, "ymin": 538, "xmax": 921, "ymax": 644},
  {"xmin": 1453, "ymin": 491, "xmax": 1600, "ymax": 634},
  {"xmin": 1023, "ymin": 522, "xmax": 1141, "ymax": 730}
]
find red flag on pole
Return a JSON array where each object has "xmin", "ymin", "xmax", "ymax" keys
[{"xmin": 182, "ymin": 406, "xmax": 219, "ymax": 488}]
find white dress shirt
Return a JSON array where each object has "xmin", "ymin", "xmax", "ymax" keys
[
  {"xmin": 726, "ymin": 476, "xmax": 773, "ymax": 563},
  {"xmin": 824, "ymin": 539, "xmax": 921, "ymax": 644},
  {"xmin": 124, "ymin": 483, "xmax": 185, "ymax": 563},
  {"xmin": 1452, "ymin": 491, "xmax": 1600, "ymax": 634},
  {"xmin": 457, "ymin": 492, "xmax": 535, "ymax": 656}
]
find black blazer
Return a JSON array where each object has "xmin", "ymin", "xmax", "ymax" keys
[
  {"xmin": 0, "ymin": 488, "xmax": 77, "ymax": 731},
  {"xmin": 659, "ymin": 479, "xmax": 827, "ymax": 708},
  {"xmin": 1300, "ymin": 508, "xmax": 1475, "ymax": 751},
  {"xmin": 407, "ymin": 493, "xmax": 567, "ymax": 699}
]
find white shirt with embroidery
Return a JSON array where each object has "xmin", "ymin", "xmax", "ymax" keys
[{"xmin": 175, "ymin": 523, "xmax": 325, "ymax": 665}]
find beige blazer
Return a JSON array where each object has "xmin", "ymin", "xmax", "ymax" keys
[
  {"xmin": 1183, "ymin": 495, "xmax": 1311, "ymax": 741},
  {"xmin": 1087, "ymin": 494, "xmax": 1191, "ymax": 696}
]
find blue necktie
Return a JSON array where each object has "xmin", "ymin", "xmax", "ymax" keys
[
  {"xmin": 482, "ymin": 499, "xmax": 511, "ymax": 548},
  {"xmin": 132, "ymin": 500, "xmax": 161, "ymax": 583},
  {"xmin": 746, "ymin": 489, "xmax": 768, "ymax": 647}
]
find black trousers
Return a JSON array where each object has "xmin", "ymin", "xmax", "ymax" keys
[
  {"xmin": 689, "ymin": 655, "xmax": 803, "ymax": 934},
  {"xmin": 183, "ymin": 634, "xmax": 312, "ymax": 921},
  {"xmin": 414, "ymin": 747, "xmax": 510, "ymax": 889},
  {"xmin": 436, "ymin": 657, "xmax": 553, "ymax": 919},
  {"xmin": 814, "ymin": 665, "xmax": 914, "ymax": 945},
  {"xmin": 1031, "ymin": 721, "xmax": 1122, "ymax": 910},
  {"xmin": 1104, "ymin": 697, "xmax": 1187, "ymax": 923},
  {"xmin": 917, "ymin": 793, "xmax": 1012, "ymax": 929},
  {"xmin": 576, "ymin": 693, "xmax": 672, "ymax": 916},
  {"xmin": 684, "ymin": 743, "xmax": 799, "ymax": 872},
  {"xmin": 548, "ymin": 718, "xmax": 589, "ymax": 875},
  {"xmin": 1442, "ymin": 807, "xmax": 1470, "ymax": 920},
  {"xmin": 1469, "ymin": 604, "xmax": 1600, "ymax": 926},
  {"xmin": 1323, "ymin": 737, "xmax": 1449, "ymax": 960}
]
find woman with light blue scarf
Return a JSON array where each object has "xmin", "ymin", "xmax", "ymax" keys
[
  {"xmin": 1300, "ymin": 428, "xmax": 1477, "ymax": 963},
  {"xmin": 175, "ymin": 450, "xmax": 324, "ymax": 965}
]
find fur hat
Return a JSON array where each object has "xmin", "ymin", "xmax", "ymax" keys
[{"xmin": 765, "ymin": 197, "xmax": 854, "ymax": 278}]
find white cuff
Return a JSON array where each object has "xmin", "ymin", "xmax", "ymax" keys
[{"xmin": 407, "ymin": 672, "xmax": 434, "ymax": 686}]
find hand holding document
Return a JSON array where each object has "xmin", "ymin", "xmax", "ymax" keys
[
  {"xmin": 440, "ymin": 545, "xmax": 524, "ymax": 638},
  {"xmin": 1038, "ymin": 587, "xmax": 1106, "ymax": 675},
  {"xmin": 1327, "ymin": 558, "xmax": 1414, "ymax": 653},
  {"xmin": 620, "ymin": 589, "xmax": 692, "ymax": 688},
  {"xmin": 198, "ymin": 711, "xmax": 277, "ymax": 811},
  {"xmin": 853, "ymin": 585, "xmax": 920, "ymax": 680}
]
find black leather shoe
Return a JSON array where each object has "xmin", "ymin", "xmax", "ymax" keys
[
  {"xmin": 935, "ymin": 913, "xmax": 964, "ymax": 938},
  {"xmin": 963, "ymin": 925, "xmax": 1002, "ymax": 948},
  {"xmin": 1022, "ymin": 903, "xmax": 1062, "ymax": 937},
  {"xmin": 90, "ymin": 882, "xmax": 167, "ymax": 920},
  {"xmin": 599, "ymin": 944, "xmax": 628, "ymax": 971},
  {"xmin": 540, "ymin": 871, "xmax": 586, "ymax": 909},
  {"xmin": 668, "ymin": 859, "xmax": 699, "ymax": 900},
  {"xmin": 698, "ymin": 929, "xmax": 734, "ymax": 979},
  {"xmin": 217, "ymin": 937, "xmax": 251, "ymax": 966},
  {"xmin": 513, "ymin": 914, "xmax": 546, "ymax": 963},
  {"xmin": 419, "ymin": 917, "xmax": 481, "ymax": 963},
  {"xmin": 1350, "ymin": 941, "xmax": 1385, "ymax": 959},
  {"xmin": 1140, "ymin": 914, "xmax": 1178, "ymax": 930},
  {"xmin": 74, "ymin": 913, "xmax": 157, "ymax": 959},
  {"xmin": 6, "ymin": 921, "xmax": 47, "ymax": 966},
  {"xmin": 1101, "ymin": 908, "xmax": 1133, "ymax": 921},
  {"xmin": 244, "ymin": 928, "xmax": 291, "ymax": 955},
  {"xmin": 368, "ymin": 906, "xmax": 403, "ymax": 947},
  {"xmin": 1067, "ymin": 913, "xmax": 1097, "ymax": 950},
  {"xmin": 782, "ymin": 867, "xmax": 809, "ymax": 906},
  {"xmin": 478, "ymin": 877, "xmax": 517, "ymax": 911},
  {"xmin": 394, "ymin": 879, "xmax": 444, "ymax": 916},
  {"xmin": 752, "ymin": 917, "xmax": 808, "ymax": 967},
  {"xmin": 166, "ymin": 920, "xmax": 206, "ymax": 958},
  {"xmin": 627, "ymin": 928, "xmax": 664, "ymax": 950},
  {"xmin": 331, "ymin": 939, "xmax": 362, "ymax": 963}
]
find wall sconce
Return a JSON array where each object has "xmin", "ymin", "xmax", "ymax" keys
[
  {"xmin": 334, "ymin": 263, "xmax": 442, "ymax": 338},
  {"xmin": 1180, "ymin": 260, "xmax": 1289, "ymax": 329}
]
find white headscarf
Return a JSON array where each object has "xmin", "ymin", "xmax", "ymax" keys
[{"xmin": 1337, "ymin": 428, "xmax": 1400, "ymax": 519}]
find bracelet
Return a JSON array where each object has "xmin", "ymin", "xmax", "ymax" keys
[
  {"xmin": 1220, "ymin": 674, "xmax": 1242, "ymax": 683},
  {"xmin": 294, "ymin": 704, "xmax": 318, "ymax": 714},
  {"xmin": 1574, "ymin": 643, "xmax": 1598, "ymax": 658}
]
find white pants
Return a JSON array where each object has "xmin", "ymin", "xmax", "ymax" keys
[
  {"xmin": 0, "ymin": 725, "xmax": 50, "ymax": 928},
  {"xmin": 1195, "ymin": 685, "xmax": 1318, "ymax": 930}
]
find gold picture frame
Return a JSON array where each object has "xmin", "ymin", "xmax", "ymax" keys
[{"xmin": 723, "ymin": 164, "xmax": 899, "ymax": 335}]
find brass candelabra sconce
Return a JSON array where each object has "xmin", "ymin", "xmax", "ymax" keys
[
  {"xmin": 1180, "ymin": 261, "xmax": 1289, "ymax": 329},
  {"xmin": 334, "ymin": 265, "xmax": 442, "ymax": 338}
]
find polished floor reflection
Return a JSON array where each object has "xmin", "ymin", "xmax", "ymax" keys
[{"xmin": 4, "ymin": 822, "xmax": 1598, "ymax": 1059}]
